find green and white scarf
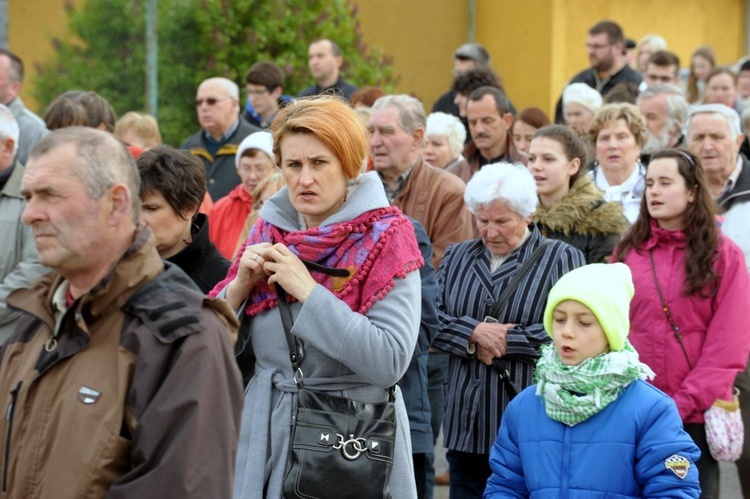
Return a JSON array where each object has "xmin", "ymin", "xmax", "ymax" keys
[{"xmin": 535, "ymin": 340, "xmax": 655, "ymax": 426}]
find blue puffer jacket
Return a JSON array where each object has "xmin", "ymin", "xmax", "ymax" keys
[{"xmin": 484, "ymin": 380, "xmax": 701, "ymax": 498}]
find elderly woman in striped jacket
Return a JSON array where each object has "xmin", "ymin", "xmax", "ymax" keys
[{"xmin": 434, "ymin": 162, "xmax": 585, "ymax": 499}]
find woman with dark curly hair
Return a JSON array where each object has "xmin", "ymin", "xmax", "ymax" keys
[{"xmin": 614, "ymin": 149, "xmax": 750, "ymax": 498}]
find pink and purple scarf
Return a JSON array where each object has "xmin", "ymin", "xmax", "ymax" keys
[{"xmin": 211, "ymin": 206, "xmax": 423, "ymax": 316}]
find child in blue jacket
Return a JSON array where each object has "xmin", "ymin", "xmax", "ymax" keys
[{"xmin": 484, "ymin": 263, "xmax": 701, "ymax": 498}]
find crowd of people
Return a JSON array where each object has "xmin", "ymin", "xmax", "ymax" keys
[{"xmin": 0, "ymin": 17, "xmax": 749, "ymax": 499}]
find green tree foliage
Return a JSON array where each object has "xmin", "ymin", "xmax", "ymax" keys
[{"xmin": 33, "ymin": 0, "xmax": 396, "ymax": 146}]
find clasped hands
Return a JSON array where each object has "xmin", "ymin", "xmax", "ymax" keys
[
  {"xmin": 469, "ymin": 321, "xmax": 515, "ymax": 366},
  {"xmin": 226, "ymin": 242, "xmax": 316, "ymax": 310}
]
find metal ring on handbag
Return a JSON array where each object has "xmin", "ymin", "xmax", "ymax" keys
[{"xmin": 333, "ymin": 434, "xmax": 369, "ymax": 460}]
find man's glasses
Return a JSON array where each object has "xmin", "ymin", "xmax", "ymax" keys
[
  {"xmin": 585, "ymin": 43, "xmax": 612, "ymax": 50},
  {"xmin": 195, "ymin": 97, "xmax": 232, "ymax": 106}
]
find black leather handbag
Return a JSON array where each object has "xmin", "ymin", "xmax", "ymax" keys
[{"xmin": 276, "ymin": 279, "xmax": 396, "ymax": 499}]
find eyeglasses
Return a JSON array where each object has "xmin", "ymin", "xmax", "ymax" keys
[
  {"xmin": 195, "ymin": 97, "xmax": 232, "ymax": 107},
  {"xmin": 245, "ymin": 88, "xmax": 270, "ymax": 96},
  {"xmin": 585, "ymin": 43, "xmax": 612, "ymax": 50}
]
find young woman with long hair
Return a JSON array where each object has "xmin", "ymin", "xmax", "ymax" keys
[
  {"xmin": 528, "ymin": 125, "xmax": 628, "ymax": 263},
  {"xmin": 686, "ymin": 46, "xmax": 717, "ymax": 104},
  {"xmin": 614, "ymin": 149, "xmax": 750, "ymax": 498}
]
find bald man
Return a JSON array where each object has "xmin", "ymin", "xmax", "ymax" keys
[{"xmin": 181, "ymin": 77, "xmax": 261, "ymax": 200}]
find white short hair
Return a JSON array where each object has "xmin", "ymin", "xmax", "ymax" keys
[
  {"xmin": 685, "ymin": 103, "xmax": 742, "ymax": 137},
  {"xmin": 563, "ymin": 83, "xmax": 602, "ymax": 113},
  {"xmin": 0, "ymin": 104, "xmax": 19, "ymax": 156},
  {"xmin": 426, "ymin": 112, "xmax": 467, "ymax": 156},
  {"xmin": 638, "ymin": 34, "xmax": 667, "ymax": 52},
  {"xmin": 464, "ymin": 162, "xmax": 538, "ymax": 218},
  {"xmin": 200, "ymin": 77, "xmax": 239, "ymax": 99}
]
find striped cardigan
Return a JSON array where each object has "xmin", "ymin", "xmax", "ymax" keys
[{"xmin": 434, "ymin": 226, "xmax": 584, "ymax": 454}]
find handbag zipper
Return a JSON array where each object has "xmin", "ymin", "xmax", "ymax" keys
[{"xmin": 2, "ymin": 381, "xmax": 22, "ymax": 492}]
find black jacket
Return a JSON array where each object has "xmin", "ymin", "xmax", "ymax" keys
[
  {"xmin": 180, "ymin": 118, "xmax": 261, "ymax": 201},
  {"xmin": 554, "ymin": 64, "xmax": 642, "ymax": 123},
  {"xmin": 297, "ymin": 76, "xmax": 358, "ymax": 101},
  {"xmin": 167, "ymin": 213, "xmax": 230, "ymax": 294},
  {"xmin": 533, "ymin": 175, "xmax": 629, "ymax": 263},
  {"xmin": 718, "ymin": 154, "xmax": 750, "ymax": 210}
]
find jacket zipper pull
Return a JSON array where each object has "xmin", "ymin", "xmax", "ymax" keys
[{"xmin": 3, "ymin": 381, "xmax": 23, "ymax": 493}]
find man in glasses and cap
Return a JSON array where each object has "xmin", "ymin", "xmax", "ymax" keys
[
  {"xmin": 181, "ymin": 77, "xmax": 261, "ymax": 202},
  {"xmin": 432, "ymin": 42, "xmax": 491, "ymax": 119}
]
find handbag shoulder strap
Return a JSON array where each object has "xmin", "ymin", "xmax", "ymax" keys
[
  {"xmin": 275, "ymin": 260, "xmax": 396, "ymax": 402},
  {"xmin": 276, "ymin": 259, "xmax": 350, "ymax": 379},
  {"xmin": 648, "ymin": 251, "xmax": 694, "ymax": 370},
  {"xmin": 487, "ymin": 239, "xmax": 551, "ymax": 320},
  {"xmin": 485, "ymin": 239, "xmax": 550, "ymax": 401}
]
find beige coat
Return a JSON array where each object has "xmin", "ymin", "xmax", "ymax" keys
[{"xmin": 393, "ymin": 156, "xmax": 473, "ymax": 267}]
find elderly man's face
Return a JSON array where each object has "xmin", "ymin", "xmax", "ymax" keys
[
  {"xmin": 368, "ymin": 106, "xmax": 422, "ymax": 176},
  {"xmin": 21, "ymin": 144, "xmax": 114, "ymax": 275},
  {"xmin": 638, "ymin": 93, "xmax": 680, "ymax": 152},
  {"xmin": 475, "ymin": 199, "xmax": 529, "ymax": 257},
  {"xmin": 196, "ymin": 80, "xmax": 238, "ymax": 138},
  {"xmin": 687, "ymin": 112, "xmax": 742, "ymax": 180}
]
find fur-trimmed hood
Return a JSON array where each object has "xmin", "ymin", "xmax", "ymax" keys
[{"xmin": 534, "ymin": 175, "xmax": 629, "ymax": 237}]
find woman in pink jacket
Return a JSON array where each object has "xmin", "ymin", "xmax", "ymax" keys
[{"xmin": 615, "ymin": 148, "xmax": 750, "ymax": 499}]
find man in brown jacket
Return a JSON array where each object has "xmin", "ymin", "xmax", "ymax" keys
[
  {"xmin": 0, "ymin": 127, "xmax": 243, "ymax": 498},
  {"xmin": 368, "ymin": 94, "xmax": 473, "ymax": 268}
]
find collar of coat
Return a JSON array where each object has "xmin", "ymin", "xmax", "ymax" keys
[
  {"xmin": 533, "ymin": 174, "xmax": 629, "ymax": 237},
  {"xmin": 7, "ymin": 227, "xmax": 164, "ymax": 329}
]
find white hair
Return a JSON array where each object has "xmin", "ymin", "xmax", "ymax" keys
[
  {"xmin": 464, "ymin": 162, "xmax": 538, "ymax": 218},
  {"xmin": 638, "ymin": 34, "xmax": 667, "ymax": 52},
  {"xmin": 562, "ymin": 83, "xmax": 602, "ymax": 113},
  {"xmin": 637, "ymin": 84, "xmax": 689, "ymax": 148},
  {"xmin": 371, "ymin": 95, "xmax": 426, "ymax": 133},
  {"xmin": 0, "ymin": 104, "xmax": 19, "ymax": 156},
  {"xmin": 200, "ymin": 77, "xmax": 239, "ymax": 99},
  {"xmin": 426, "ymin": 112, "xmax": 467, "ymax": 156},
  {"xmin": 685, "ymin": 103, "xmax": 742, "ymax": 137}
]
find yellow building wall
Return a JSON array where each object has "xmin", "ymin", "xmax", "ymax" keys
[
  {"xmin": 479, "ymin": 0, "xmax": 746, "ymax": 117},
  {"xmin": 8, "ymin": 0, "xmax": 78, "ymax": 113},
  {"xmin": 355, "ymin": 0, "xmax": 468, "ymax": 109},
  {"xmin": 8, "ymin": 0, "xmax": 748, "ymax": 118}
]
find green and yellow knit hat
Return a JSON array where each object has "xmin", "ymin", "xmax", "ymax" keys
[{"xmin": 543, "ymin": 263, "xmax": 634, "ymax": 351}]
